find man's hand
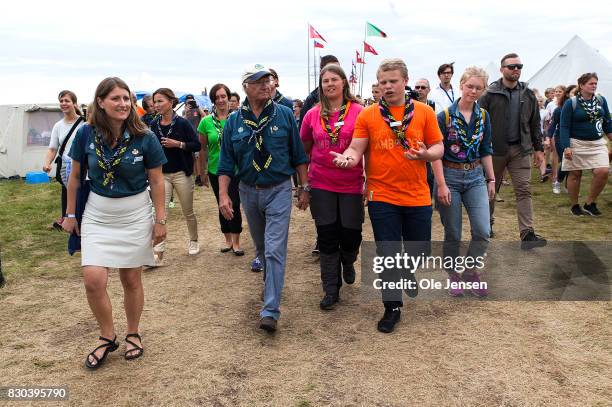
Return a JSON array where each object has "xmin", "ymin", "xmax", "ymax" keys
[
  {"xmin": 404, "ymin": 141, "xmax": 430, "ymax": 161},
  {"xmin": 296, "ymin": 190, "xmax": 310, "ymax": 210},
  {"xmin": 219, "ymin": 194, "xmax": 234, "ymax": 220},
  {"xmin": 330, "ymin": 151, "xmax": 356, "ymax": 168}
]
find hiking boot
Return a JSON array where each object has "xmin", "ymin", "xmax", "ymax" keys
[
  {"xmin": 462, "ymin": 272, "xmax": 488, "ymax": 297},
  {"xmin": 447, "ymin": 273, "xmax": 464, "ymax": 297},
  {"xmin": 521, "ymin": 230, "xmax": 547, "ymax": 250},
  {"xmin": 583, "ymin": 202, "xmax": 602, "ymax": 217},
  {"xmin": 570, "ymin": 204, "xmax": 585, "ymax": 216},
  {"xmin": 342, "ymin": 263, "xmax": 356, "ymax": 285},
  {"xmin": 552, "ymin": 181, "xmax": 561, "ymax": 195},
  {"xmin": 251, "ymin": 257, "xmax": 263, "ymax": 272},
  {"xmin": 319, "ymin": 293, "xmax": 339, "ymax": 310},
  {"xmin": 377, "ymin": 307, "xmax": 401, "ymax": 333},
  {"xmin": 258, "ymin": 317, "xmax": 277, "ymax": 333}
]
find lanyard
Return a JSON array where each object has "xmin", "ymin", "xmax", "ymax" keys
[{"xmin": 441, "ymin": 85, "xmax": 455, "ymax": 104}]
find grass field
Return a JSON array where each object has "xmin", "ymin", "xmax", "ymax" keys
[{"xmin": 0, "ymin": 170, "xmax": 610, "ymax": 406}]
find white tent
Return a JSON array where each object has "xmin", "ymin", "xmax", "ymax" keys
[
  {"xmin": 528, "ymin": 35, "xmax": 612, "ymax": 97},
  {"xmin": 485, "ymin": 61, "xmax": 500, "ymax": 85},
  {"xmin": 0, "ymin": 104, "xmax": 62, "ymax": 178}
]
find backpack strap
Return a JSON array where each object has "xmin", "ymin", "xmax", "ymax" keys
[
  {"xmin": 480, "ymin": 108, "xmax": 486, "ymax": 124},
  {"xmin": 444, "ymin": 108, "xmax": 450, "ymax": 128}
]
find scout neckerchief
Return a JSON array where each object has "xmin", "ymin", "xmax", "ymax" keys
[
  {"xmin": 155, "ymin": 113, "xmax": 178, "ymax": 141},
  {"xmin": 449, "ymin": 105, "xmax": 483, "ymax": 161},
  {"xmin": 93, "ymin": 128, "xmax": 132, "ymax": 189},
  {"xmin": 577, "ymin": 93, "xmax": 604, "ymax": 135},
  {"xmin": 240, "ymin": 98, "xmax": 277, "ymax": 172},
  {"xmin": 378, "ymin": 95, "xmax": 415, "ymax": 150},
  {"xmin": 211, "ymin": 108, "xmax": 225, "ymax": 147},
  {"xmin": 273, "ymin": 91, "xmax": 285, "ymax": 104},
  {"xmin": 320, "ymin": 101, "xmax": 351, "ymax": 145}
]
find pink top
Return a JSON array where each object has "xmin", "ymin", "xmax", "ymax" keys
[{"xmin": 300, "ymin": 102, "xmax": 364, "ymax": 194}]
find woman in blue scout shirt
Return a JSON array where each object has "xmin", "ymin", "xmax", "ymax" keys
[
  {"xmin": 63, "ymin": 77, "xmax": 167, "ymax": 369},
  {"xmin": 431, "ymin": 66, "xmax": 495, "ymax": 298},
  {"xmin": 151, "ymin": 88, "xmax": 202, "ymax": 264},
  {"xmin": 560, "ymin": 73, "xmax": 612, "ymax": 217}
]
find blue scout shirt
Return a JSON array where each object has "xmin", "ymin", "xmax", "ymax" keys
[
  {"xmin": 217, "ymin": 101, "xmax": 308, "ymax": 186},
  {"xmin": 69, "ymin": 124, "xmax": 167, "ymax": 198},
  {"xmin": 559, "ymin": 96, "xmax": 612, "ymax": 150},
  {"xmin": 437, "ymin": 99, "xmax": 493, "ymax": 163}
]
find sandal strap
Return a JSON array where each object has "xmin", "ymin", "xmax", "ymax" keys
[
  {"xmin": 125, "ymin": 334, "xmax": 143, "ymax": 350},
  {"xmin": 98, "ymin": 335, "xmax": 117, "ymax": 344},
  {"xmin": 87, "ymin": 336, "xmax": 118, "ymax": 363}
]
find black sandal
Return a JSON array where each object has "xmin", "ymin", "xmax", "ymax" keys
[
  {"xmin": 124, "ymin": 333, "xmax": 144, "ymax": 360},
  {"xmin": 85, "ymin": 335, "xmax": 118, "ymax": 370}
]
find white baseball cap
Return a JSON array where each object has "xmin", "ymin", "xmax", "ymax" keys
[{"xmin": 242, "ymin": 63, "xmax": 272, "ymax": 83}]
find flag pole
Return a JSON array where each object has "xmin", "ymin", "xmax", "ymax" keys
[
  {"xmin": 307, "ymin": 23, "xmax": 311, "ymax": 93},
  {"xmin": 360, "ymin": 23, "xmax": 366, "ymax": 97},
  {"xmin": 313, "ymin": 40, "xmax": 317, "ymax": 90}
]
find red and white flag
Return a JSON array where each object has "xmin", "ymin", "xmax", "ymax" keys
[
  {"xmin": 309, "ymin": 25, "xmax": 327, "ymax": 42},
  {"xmin": 314, "ymin": 40, "xmax": 325, "ymax": 49},
  {"xmin": 356, "ymin": 50, "xmax": 365, "ymax": 64},
  {"xmin": 364, "ymin": 41, "xmax": 378, "ymax": 55}
]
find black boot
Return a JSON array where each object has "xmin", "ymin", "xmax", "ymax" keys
[
  {"xmin": 340, "ymin": 249, "xmax": 358, "ymax": 284},
  {"xmin": 319, "ymin": 251, "xmax": 341, "ymax": 309}
]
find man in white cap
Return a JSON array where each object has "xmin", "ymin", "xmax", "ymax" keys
[{"xmin": 217, "ymin": 63, "xmax": 310, "ymax": 333}]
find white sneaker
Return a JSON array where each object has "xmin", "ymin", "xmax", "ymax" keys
[
  {"xmin": 188, "ymin": 241, "xmax": 200, "ymax": 255},
  {"xmin": 153, "ymin": 253, "xmax": 164, "ymax": 267},
  {"xmin": 552, "ymin": 181, "xmax": 561, "ymax": 194}
]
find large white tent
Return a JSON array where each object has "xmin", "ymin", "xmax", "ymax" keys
[
  {"xmin": 0, "ymin": 104, "xmax": 62, "ymax": 178},
  {"xmin": 528, "ymin": 35, "xmax": 612, "ymax": 97}
]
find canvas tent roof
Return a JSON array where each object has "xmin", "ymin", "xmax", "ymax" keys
[{"xmin": 528, "ymin": 35, "xmax": 612, "ymax": 97}]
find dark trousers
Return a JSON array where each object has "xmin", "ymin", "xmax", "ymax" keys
[
  {"xmin": 367, "ymin": 201, "xmax": 432, "ymax": 309},
  {"xmin": 61, "ymin": 184, "xmax": 67, "ymax": 218},
  {"xmin": 209, "ymin": 173, "xmax": 243, "ymax": 234},
  {"xmin": 310, "ymin": 189, "xmax": 363, "ymax": 295}
]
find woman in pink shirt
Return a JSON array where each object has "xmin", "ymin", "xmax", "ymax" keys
[{"xmin": 300, "ymin": 64, "xmax": 364, "ymax": 310}]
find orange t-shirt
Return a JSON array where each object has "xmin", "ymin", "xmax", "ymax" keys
[{"xmin": 353, "ymin": 101, "xmax": 443, "ymax": 207}]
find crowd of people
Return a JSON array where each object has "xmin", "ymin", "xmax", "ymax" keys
[{"xmin": 43, "ymin": 53, "xmax": 611, "ymax": 369}]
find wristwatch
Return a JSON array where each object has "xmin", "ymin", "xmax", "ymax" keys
[
  {"xmin": 299, "ymin": 184, "xmax": 312, "ymax": 193},
  {"xmin": 156, "ymin": 218, "xmax": 167, "ymax": 225}
]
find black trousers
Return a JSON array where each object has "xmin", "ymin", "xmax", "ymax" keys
[{"xmin": 208, "ymin": 173, "xmax": 243, "ymax": 234}]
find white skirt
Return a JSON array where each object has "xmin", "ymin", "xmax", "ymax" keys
[
  {"xmin": 81, "ymin": 190, "xmax": 155, "ymax": 268},
  {"xmin": 562, "ymin": 138, "xmax": 609, "ymax": 171}
]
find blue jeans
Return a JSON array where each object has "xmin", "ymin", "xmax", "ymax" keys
[
  {"xmin": 367, "ymin": 201, "xmax": 432, "ymax": 308},
  {"xmin": 436, "ymin": 166, "xmax": 490, "ymax": 262},
  {"xmin": 239, "ymin": 179, "xmax": 292, "ymax": 320}
]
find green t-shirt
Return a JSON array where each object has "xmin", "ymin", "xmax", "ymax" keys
[{"xmin": 197, "ymin": 115, "xmax": 226, "ymax": 175}]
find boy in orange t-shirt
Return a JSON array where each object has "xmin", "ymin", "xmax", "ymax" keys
[{"xmin": 331, "ymin": 58, "xmax": 444, "ymax": 333}]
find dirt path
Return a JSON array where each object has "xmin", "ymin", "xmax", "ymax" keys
[{"xmin": 1, "ymin": 188, "xmax": 610, "ymax": 406}]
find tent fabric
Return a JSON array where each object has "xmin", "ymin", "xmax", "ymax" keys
[
  {"xmin": 0, "ymin": 104, "xmax": 62, "ymax": 178},
  {"xmin": 528, "ymin": 35, "xmax": 612, "ymax": 97}
]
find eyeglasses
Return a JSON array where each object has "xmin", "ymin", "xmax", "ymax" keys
[
  {"xmin": 414, "ymin": 86, "xmax": 428, "ymax": 90},
  {"xmin": 441, "ymin": 71, "xmax": 453, "ymax": 75},
  {"xmin": 503, "ymin": 64, "xmax": 523, "ymax": 70}
]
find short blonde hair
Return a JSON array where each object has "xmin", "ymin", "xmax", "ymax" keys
[
  {"xmin": 377, "ymin": 58, "xmax": 408, "ymax": 80},
  {"xmin": 459, "ymin": 66, "xmax": 489, "ymax": 88}
]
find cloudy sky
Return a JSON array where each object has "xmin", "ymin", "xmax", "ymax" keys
[{"xmin": 2, "ymin": 0, "xmax": 611, "ymax": 105}]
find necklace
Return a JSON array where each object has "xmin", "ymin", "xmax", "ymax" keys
[{"xmin": 156, "ymin": 113, "xmax": 177, "ymax": 140}]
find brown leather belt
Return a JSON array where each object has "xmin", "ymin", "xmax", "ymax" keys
[{"xmin": 442, "ymin": 159, "xmax": 481, "ymax": 170}]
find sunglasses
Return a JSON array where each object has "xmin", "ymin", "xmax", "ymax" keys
[
  {"xmin": 503, "ymin": 64, "xmax": 524, "ymax": 70},
  {"xmin": 414, "ymin": 86, "xmax": 428, "ymax": 90}
]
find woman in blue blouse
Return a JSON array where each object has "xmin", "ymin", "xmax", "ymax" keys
[
  {"xmin": 432, "ymin": 66, "xmax": 495, "ymax": 298},
  {"xmin": 560, "ymin": 73, "xmax": 612, "ymax": 217},
  {"xmin": 63, "ymin": 77, "xmax": 167, "ymax": 369}
]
